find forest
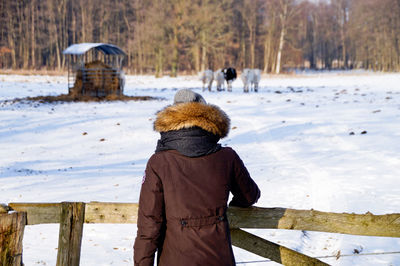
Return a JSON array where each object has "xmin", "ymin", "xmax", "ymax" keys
[{"xmin": 1, "ymin": 0, "xmax": 400, "ymax": 75}]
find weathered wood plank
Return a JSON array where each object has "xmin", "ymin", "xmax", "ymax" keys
[
  {"xmin": 6, "ymin": 203, "xmax": 400, "ymax": 238},
  {"xmin": 231, "ymin": 228, "xmax": 329, "ymax": 266},
  {"xmin": 8, "ymin": 203, "xmax": 60, "ymax": 225},
  {"xmin": 228, "ymin": 206, "xmax": 284, "ymax": 228},
  {"xmin": 84, "ymin": 202, "xmax": 138, "ymax": 224},
  {"xmin": 56, "ymin": 202, "xmax": 85, "ymax": 266},
  {"xmin": 227, "ymin": 206, "xmax": 400, "ymax": 238},
  {"xmin": 0, "ymin": 212, "xmax": 27, "ymax": 266}
]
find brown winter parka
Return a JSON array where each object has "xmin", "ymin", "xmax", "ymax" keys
[{"xmin": 134, "ymin": 101, "xmax": 260, "ymax": 266}]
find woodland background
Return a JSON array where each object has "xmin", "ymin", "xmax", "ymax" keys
[{"xmin": 1, "ymin": 0, "xmax": 400, "ymax": 76}]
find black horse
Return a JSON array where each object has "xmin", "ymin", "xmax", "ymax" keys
[{"xmin": 223, "ymin": 67, "xmax": 237, "ymax": 92}]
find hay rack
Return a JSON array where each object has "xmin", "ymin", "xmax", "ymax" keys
[{"xmin": 63, "ymin": 43, "xmax": 126, "ymax": 97}]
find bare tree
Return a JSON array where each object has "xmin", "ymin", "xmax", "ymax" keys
[
  {"xmin": 274, "ymin": 0, "xmax": 299, "ymax": 74},
  {"xmin": 1, "ymin": 0, "xmax": 400, "ymax": 73}
]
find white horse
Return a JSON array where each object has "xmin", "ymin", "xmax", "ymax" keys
[
  {"xmin": 241, "ymin": 68, "xmax": 261, "ymax": 92},
  {"xmin": 214, "ymin": 69, "xmax": 225, "ymax": 91},
  {"xmin": 200, "ymin": 69, "xmax": 214, "ymax": 91}
]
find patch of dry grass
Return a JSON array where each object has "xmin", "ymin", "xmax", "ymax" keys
[{"xmin": 2, "ymin": 94, "xmax": 161, "ymax": 105}]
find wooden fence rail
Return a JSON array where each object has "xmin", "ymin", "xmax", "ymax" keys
[{"xmin": 1, "ymin": 202, "xmax": 399, "ymax": 266}]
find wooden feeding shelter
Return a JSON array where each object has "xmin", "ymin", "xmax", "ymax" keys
[{"xmin": 63, "ymin": 43, "xmax": 126, "ymax": 97}]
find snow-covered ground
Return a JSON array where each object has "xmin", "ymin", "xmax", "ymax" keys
[{"xmin": 1, "ymin": 72, "xmax": 399, "ymax": 265}]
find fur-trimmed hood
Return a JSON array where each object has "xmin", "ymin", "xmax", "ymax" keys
[{"xmin": 154, "ymin": 102, "xmax": 230, "ymax": 138}]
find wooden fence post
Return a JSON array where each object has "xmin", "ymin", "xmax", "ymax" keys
[
  {"xmin": 56, "ymin": 202, "xmax": 85, "ymax": 266},
  {"xmin": 0, "ymin": 212, "xmax": 27, "ymax": 266}
]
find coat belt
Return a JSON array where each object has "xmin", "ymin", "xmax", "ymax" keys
[{"xmin": 179, "ymin": 214, "xmax": 226, "ymax": 228}]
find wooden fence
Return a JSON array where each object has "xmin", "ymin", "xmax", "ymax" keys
[{"xmin": 1, "ymin": 202, "xmax": 400, "ymax": 266}]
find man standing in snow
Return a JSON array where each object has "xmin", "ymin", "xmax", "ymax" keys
[{"xmin": 134, "ymin": 89, "xmax": 260, "ymax": 266}]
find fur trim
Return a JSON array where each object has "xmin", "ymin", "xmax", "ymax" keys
[{"xmin": 154, "ymin": 102, "xmax": 230, "ymax": 138}]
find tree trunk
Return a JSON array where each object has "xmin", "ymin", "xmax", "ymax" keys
[
  {"xmin": 275, "ymin": 23, "xmax": 286, "ymax": 74},
  {"xmin": 276, "ymin": 2, "xmax": 288, "ymax": 74},
  {"xmin": 192, "ymin": 44, "xmax": 200, "ymax": 73},
  {"xmin": 250, "ymin": 25, "xmax": 256, "ymax": 68},
  {"xmin": 171, "ymin": 27, "xmax": 179, "ymax": 77},
  {"xmin": 59, "ymin": 0, "xmax": 67, "ymax": 69},
  {"xmin": 6, "ymin": 3, "xmax": 17, "ymax": 69},
  {"xmin": 338, "ymin": 1, "xmax": 347, "ymax": 68},
  {"xmin": 48, "ymin": 0, "xmax": 61, "ymax": 70},
  {"xmin": 263, "ymin": 34, "xmax": 271, "ymax": 73},
  {"xmin": 263, "ymin": 16, "xmax": 276, "ymax": 73},
  {"xmin": 80, "ymin": 1, "xmax": 86, "ymax": 42},
  {"xmin": 31, "ymin": 0, "xmax": 35, "ymax": 69},
  {"xmin": 200, "ymin": 31, "xmax": 207, "ymax": 72},
  {"xmin": 155, "ymin": 48, "xmax": 163, "ymax": 78},
  {"xmin": 122, "ymin": 3, "xmax": 132, "ymax": 71},
  {"xmin": 241, "ymin": 29, "xmax": 246, "ymax": 68}
]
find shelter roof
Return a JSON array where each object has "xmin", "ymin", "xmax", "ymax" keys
[{"xmin": 63, "ymin": 43, "xmax": 125, "ymax": 56}]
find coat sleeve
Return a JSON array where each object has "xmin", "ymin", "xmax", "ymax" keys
[
  {"xmin": 134, "ymin": 157, "xmax": 165, "ymax": 266},
  {"xmin": 229, "ymin": 151, "xmax": 260, "ymax": 207}
]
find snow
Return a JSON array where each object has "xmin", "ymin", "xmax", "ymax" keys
[
  {"xmin": 1, "ymin": 72, "xmax": 400, "ymax": 265},
  {"xmin": 62, "ymin": 43, "xmax": 125, "ymax": 55}
]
